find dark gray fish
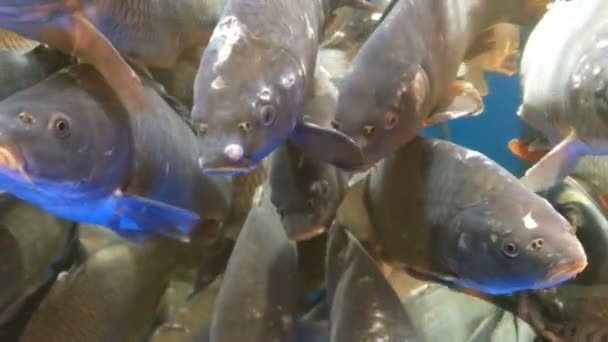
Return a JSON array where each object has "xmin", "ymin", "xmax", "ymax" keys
[
  {"xmin": 332, "ymin": 0, "xmax": 548, "ymax": 171},
  {"xmin": 150, "ymin": 276, "xmax": 222, "ymax": 342},
  {"xmin": 0, "ymin": 64, "xmax": 232, "ymax": 240},
  {"xmin": 0, "ymin": 0, "xmax": 226, "ymax": 127},
  {"xmin": 0, "ymin": 194, "xmax": 77, "ymax": 326},
  {"xmin": 210, "ymin": 185, "xmax": 298, "ymax": 342},
  {"xmin": 192, "ymin": 0, "xmax": 367, "ymax": 175},
  {"xmin": 20, "ymin": 236, "xmax": 181, "ymax": 342},
  {"xmin": 517, "ymin": 0, "xmax": 608, "ymax": 192},
  {"xmin": 326, "ymin": 224, "xmax": 420, "ymax": 342},
  {"xmin": 0, "ymin": 45, "xmax": 70, "ymax": 100},
  {"xmin": 365, "ymin": 137, "xmax": 586, "ymax": 294}
]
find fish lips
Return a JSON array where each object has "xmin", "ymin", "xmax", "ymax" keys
[
  {"xmin": 0, "ymin": 145, "xmax": 31, "ymax": 184},
  {"xmin": 538, "ymin": 258, "xmax": 588, "ymax": 289},
  {"xmin": 199, "ymin": 156, "xmax": 257, "ymax": 176},
  {"xmin": 281, "ymin": 211, "xmax": 326, "ymax": 241}
]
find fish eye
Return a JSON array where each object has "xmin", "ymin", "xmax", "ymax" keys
[
  {"xmin": 311, "ymin": 180, "xmax": 330, "ymax": 197},
  {"xmin": 49, "ymin": 114, "xmax": 71, "ymax": 138},
  {"xmin": 259, "ymin": 104, "xmax": 276, "ymax": 126},
  {"xmin": 502, "ymin": 241, "xmax": 519, "ymax": 258},
  {"xmin": 384, "ymin": 112, "xmax": 399, "ymax": 130},
  {"xmin": 362, "ymin": 124, "xmax": 376, "ymax": 136}
]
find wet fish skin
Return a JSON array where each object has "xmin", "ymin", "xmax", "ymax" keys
[
  {"xmin": 210, "ymin": 185, "xmax": 298, "ymax": 342},
  {"xmin": 518, "ymin": 0, "xmax": 608, "ymax": 191},
  {"xmin": 20, "ymin": 236, "xmax": 181, "ymax": 342},
  {"xmin": 326, "ymin": 224, "xmax": 420, "ymax": 342},
  {"xmin": 0, "ymin": 194, "xmax": 77, "ymax": 326},
  {"xmin": 0, "ymin": 64, "xmax": 232, "ymax": 239},
  {"xmin": 333, "ymin": 0, "xmax": 545, "ymax": 171},
  {"xmin": 0, "ymin": 45, "xmax": 70, "ymax": 100},
  {"xmin": 366, "ymin": 137, "xmax": 587, "ymax": 295},
  {"xmin": 192, "ymin": 0, "xmax": 363, "ymax": 175}
]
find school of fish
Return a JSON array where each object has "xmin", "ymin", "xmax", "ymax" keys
[{"xmin": 0, "ymin": 0, "xmax": 604, "ymax": 341}]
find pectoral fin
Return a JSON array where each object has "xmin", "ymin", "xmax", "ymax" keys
[
  {"xmin": 68, "ymin": 11, "xmax": 150, "ymax": 115},
  {"xmin": 0, "ymin": 28, "xmax": 39, "ymax": 54},
  {"xmin": 424, "ymin": 80, "xmax": 484, "ymax": 126},
  {"xmin": 290, "ymin": 121, "xmax": 365, "ymax": 171},
  {"xmin": 112, "ymin": 191, "xmax": 199, "ymax": 240},
  {"xmin": 520, "ymin": 131, "xmax": 589, "ymax": 192}
]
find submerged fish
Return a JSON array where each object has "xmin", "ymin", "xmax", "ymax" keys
[
  {"xmin": 20, "ymin": 236, "xmax": 181, "ymax": 342},
  {"xmin": 0, "ymin": 195, "xmax": 77, "ymax": 326},
  {"xmin": 0, "ymin": 45, "xmax": 70, "ymax": 100},
  {"xmin": 326, "ymin": 224, "xmax": 420, "ymax": 341},
  {"xmin": 192, "ymin": 0, "xmax": 367, "ymax": 175},
  {"xmin": 210, "ymin": 185, "xmax": 298, "ymax": 342},
  {"xmin": 0, "ymin": 64, "xmax": 232, "ymax": 239},
  {"xmin": 517, "ymin": 0, "xmax": 608, "ymax": 191},
  {"xmin": 365, "ymin": 137, "xmax": 587, "ymax": 294},
  {"xmin": 332, "ymin": 0, "xmax": 548, "ymax": 171}
]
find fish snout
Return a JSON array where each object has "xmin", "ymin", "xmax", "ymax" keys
[
  {"xmin": 224, "ymin": 144, "xmax": 244, "ymax": 162},
  {"xmin": 540, "ymin": 240, "xmax": 588, "ymax": 287}
]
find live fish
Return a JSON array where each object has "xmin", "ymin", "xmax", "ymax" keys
[
  {"xmin": 192, "ymin": 0, "xmax": 371, "ymax": 175},
  {"xmin": 210, "ymin": 185, "xmax": 298, "ymax": 342},
  {"xmin": 517, "ymin": 0, "xmax": 608, "ymax": 191},
  {"xmin": 20, "ymin": 236, "xmax": 182, "ymax": 342},
  {"xmin": 332, "ymin": 0, "xmax": 549, "ymax": 171},
  {"xmin": 365, "ymin": 137, "xmax": 587, "ymax": 294},
  {"xmin": 326, "ymin": 224, "xmax": 420, "ymax": 341},
  {"xmin": 0, "ymin": 64, "xmax": 232, "ymax": 239}
]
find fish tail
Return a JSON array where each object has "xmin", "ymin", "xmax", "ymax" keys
[{"xmin": 0, "ymin": 28, "xmax": 39, "ymax": 54}]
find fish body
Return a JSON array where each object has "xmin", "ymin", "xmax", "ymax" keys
[
  {"xmin": 333, "ymin": 0, "xmax": 546, "ymax": 171},
  {"xmin": 0, "ymin": 46, "xmax": 70, "ymax": 100},
  {"xmin": 192, "ymin": 0, "xmax": 363, "ymax": 175},
  {"xmin": 20, "ymin": 236, "xmax": 180, "ymax": 342},
  {"xmin": 326, "ymin": 224, "xmax": 420, "ymax": 341},
  {"xmin": 518, "ymin": 0, "xmax": 608, "ymax": 191},
  {"xmin": 0, "ymin": 64, "xmax": 232, "ymax": 239},
  {"xmin": 210, "ymin": 185, "xmax": 298, "ymax": 342},
  {"xmin": 0, "ymin": 195, "xmax": 77, "ymax": 326},
  {"xmin": 366, "ymin": 137, "xmax": 587, "ymax": 294}
]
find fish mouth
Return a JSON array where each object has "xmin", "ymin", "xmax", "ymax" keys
[
  {"xmin": 540, "ymin": 259, "xmax": 588, "ymax": 287},
  {"xmin": 281, "ymin": 212, "xmax": 326, "ymax": 241},
  {"xmin": 199, "ymin": 157, "xmax": 256, "ymax": 176},
  {"xmin": 0, "ymin": 146, "xmax": 32, "ymax": 184}
]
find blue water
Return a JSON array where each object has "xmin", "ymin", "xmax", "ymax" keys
[{"xmin": 421, "ymin": 72, "xmax": 526, "ymax": 177}]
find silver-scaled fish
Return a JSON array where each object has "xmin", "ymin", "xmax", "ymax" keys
[
  {"xmin": 210, "ymin": 185, "xmax": 298, "ymax": 342},
  {"xmin": 192, "ymin": 0, "xmax": 370, "ymax": 175},
  {"xmin": 20, "ymin": 236, "xmax": 182, "ymax": 342},
  {"xmin": 517, "ymin": 0, "xmax": 608, "ymax": 191},
  {"xmin": 326, "ymin": 223, "xmax": 420, "ymax": 341},
  {"xmin": 364, "ymin": 137, "xmax": 587, "ymax": 294},
  {"xmin": 332, "ymin": 0, "xmax": 549, "ymax": 171},
  {"xmin": 0, "ymin": 64, "xmax": 232, "ymax": 240}
]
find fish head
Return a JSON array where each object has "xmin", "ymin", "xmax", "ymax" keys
[
  {"xmin": 193, "ymin": 16, "xmax": 306, "ymax": 175},
  {"xmin": 0, "ymin": 67, "xmax": 130, "ymax": 195},
  {"xmin": 269, "ymin": 142, "xmax": 347, "ymax": 240},
  {"xmin": 333, "ymin": 60, "xmax": 429, "ymax": 171},
  {"xmin": 444, "ymin": 188, "xmax": 587, "ymax": 295}
]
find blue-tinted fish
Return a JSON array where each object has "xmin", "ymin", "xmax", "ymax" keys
[
  {"xmin": 364, "ymin": 137, "xmax": 587, "ymax": 294},
  {"xmin": 326, "ymin": 224, "xmax": 420, "ymax": 341},
  {"xmin": 517, "ymin": 0, "xmax": 608, "ymax": 191},
  {"xmin": 332, "ymin": 0, "xmax": 549, "ymax": 171},
  {"xmin": 192, "ymin": 0, "xmax": 370, "ymax": 175},
  {"xmin": 0, "ymin": 64, "xmax": 232, "ymax": 239}
]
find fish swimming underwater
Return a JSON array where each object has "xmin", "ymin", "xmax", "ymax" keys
[
  {"xmin": 326, "ymin": 224, "xmax": 420, "ymax": 342},
  {"xmin": 0, "ymin": 64, "xmax": 232, "ymax": 239},
  {"xmin": 20, "ymin": 236, "xmax": 182, "ymax": 342},
  {"xmin": 517, "ymin": 0, "xmax": 608, "ymax": 191},
  {"xmin": 332, "ymin": 0, "xmax": 549, "ymax": 171},
  {"xmin": 364, "ymin": 137, "xmax": 587, "ymax": 295},
  {"xmin": 192, "ymin": 0, "xmax": 370, "ymax": 175},
  {"xmin": 0, "ymin": 45, "xmax": 70, "ymax": 100},
  {"xmin": 210, "ymin": 185, "xmax": 298, "ymax": 342}
]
